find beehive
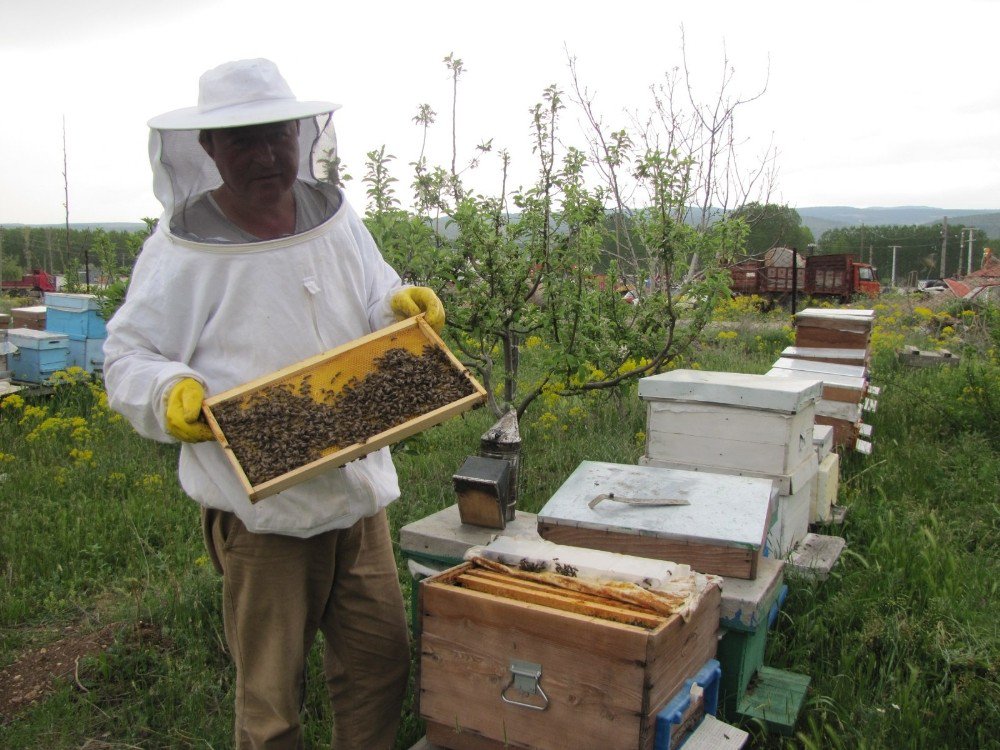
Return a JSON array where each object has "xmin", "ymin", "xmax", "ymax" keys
[{"xmin": 203, "ymin": 316, "xmax": 487, "ymax": 502}]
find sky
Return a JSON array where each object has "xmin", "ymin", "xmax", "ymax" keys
[{"xmin": 2, "ymin": 0, "xmax": 1000, "ymax": 225}]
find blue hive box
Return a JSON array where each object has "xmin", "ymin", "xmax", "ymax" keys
[
  {"xmin": 44, "ymin": 292, "xmax": 108, "ymax": 340},
  {"xmin": 8, "ymin": 328, "xmax": 69, "ymax": 384}
]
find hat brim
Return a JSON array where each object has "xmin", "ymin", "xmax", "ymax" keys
[{"xmin": 148, "ymin": 99, "xmax": 341, "ymax": 130}]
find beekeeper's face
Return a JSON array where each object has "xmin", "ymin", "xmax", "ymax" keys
[{"xmin": 201, "ymin": 120, "xmax": 299, "ymax": 208}]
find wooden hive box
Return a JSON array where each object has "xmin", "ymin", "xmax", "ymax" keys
[
  {"xmin": 781, "ymin": 345, "xmax": 868, "ymax": 367},
  {"xmin": 202, "ymin": 316, "xmax": 487, "ymax": 502},
  {"xmin": 418, "ymin": 550, "xmax": 722, "ymax": 750},
  {"xmin": 536, "ymin": 461, "xmax": 775, "ymax": 580},
  {"xmin": 793, "ymin": 308, "xmax": 874, "ymax": 350},
  {"xmin": 639, "ymin": 369, "xmax": 822, "ymax": 477},
  {"xmin": 11, "ymin": 306, "xmax": 46, "ymax": 331},
  {"xmin": 765, "ymin": 364, "xmax": 867, "ymax": 405}
]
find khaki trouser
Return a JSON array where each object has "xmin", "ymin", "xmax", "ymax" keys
[{"xmin": 203, "ymin": 507, "xmax": 410, "ymax": 750}]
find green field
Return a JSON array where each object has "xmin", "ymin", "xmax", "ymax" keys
[{"xmin": 1, "ymin": 295, "xmax": 997, "ymax": 749}]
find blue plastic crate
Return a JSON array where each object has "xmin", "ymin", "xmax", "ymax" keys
[{"xmin": 654, "ymin": 658, "xmax": 722, "ymax": 750}]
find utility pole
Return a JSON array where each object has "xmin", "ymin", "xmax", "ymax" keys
[
  {"xmin": 890, "ymin": 245, "xmax": 900, "ymax": 287},
  {"xmin": 940, "ymin": 216, "xmax": 948, "ymax": 279},
  {"xmin": 968, "ymin": 231, "xmax": 975, "ymax": 275}
]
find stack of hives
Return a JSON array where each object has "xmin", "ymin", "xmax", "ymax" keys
[
  {"xmin": 779, "ymin": 308, "xmax": 878, "ymax": 452},
  {"xmin": 43, "ymin": 292, "xmax": 108, "ymax": 374},
  {"xmin": 636, "ymin": 369, "xmax": 822, "ymax": 560}
]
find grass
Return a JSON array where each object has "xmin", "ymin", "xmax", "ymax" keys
[{"xmin": 1, "ymin": 296, "xmax": 997, "ymax": 748}]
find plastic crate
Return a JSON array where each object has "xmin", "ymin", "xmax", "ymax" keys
[{"xmin": 654, "ymin": 658, "xmax": 722, "ymax": 750}]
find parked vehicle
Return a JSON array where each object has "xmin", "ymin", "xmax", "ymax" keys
[
  {"xmin": 1, "ymin": 269, "xmax": 57, "ymax": 296},
  {"xmin": 729, "ymin": 249, "xmax": 880, "ymax": 303}
]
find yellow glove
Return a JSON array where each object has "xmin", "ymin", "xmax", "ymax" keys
[
  {"xmin": 165, "ymin": 378, "xmax": 214, "ymax": 443},
  {"xmin": 391, "ymin": 287, "xmax": 445, "ymax": 333}
]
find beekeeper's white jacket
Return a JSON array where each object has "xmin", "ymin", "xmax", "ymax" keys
[{"xmin": 104, "ymin": 117, "xmax": 404, "ymax": 537}]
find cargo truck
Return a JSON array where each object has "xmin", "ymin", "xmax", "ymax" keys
[{"xmin": 729, "ymin": 249, "xmax": 879, "ymax": 303}]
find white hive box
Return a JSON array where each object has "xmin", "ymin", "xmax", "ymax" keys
[
  {"xmin": 767, "ymin": 472, "xmax": 813, "ymax": 559},
  {"xmin": 812, "ymin": 452, "xmax": 840, "ymax": 524},
  {"xmin": 812, "ymin": 424, "xmax": 834, "ymax": 461},
  {"xmin": 639, "ymin": 370, "xmax": 822, "ymax": 477},
  {"xmin": 536, "ymin": 460, "xmax": 776, "ymax": 580}
]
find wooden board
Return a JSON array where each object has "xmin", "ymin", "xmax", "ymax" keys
[
  {"xmin": 419, "ymin": 563, "xmax": 721, "ymax": 750},
  {"xmin": 536, "ymin": 462, "xmax": 774, "ymax": 580},
  {"xmin": 202, "ymin": 316, "xmax": 487, "ymax": 501}
]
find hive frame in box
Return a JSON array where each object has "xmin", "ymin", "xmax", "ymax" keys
[{"xmin": 202, "ymin": 316, "xmax": 487, "ymax": 502}]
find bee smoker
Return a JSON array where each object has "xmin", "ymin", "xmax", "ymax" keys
[{"xmin": 478, "ymin": 409, "xmax": 521, "ymax": 523}]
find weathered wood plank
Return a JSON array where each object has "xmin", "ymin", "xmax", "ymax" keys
[
  {"xmin": 537, "ymin": 523, "xmax": 759, "ymax": 580},
  {"xmin": 454, "ymin": 571, "xmax": 665, "ymax": 628}
]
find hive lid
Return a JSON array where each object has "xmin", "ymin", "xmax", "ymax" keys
[
  {"xmin": 781, "ymin": 346, "xmax": 868, "ymax": 363},
  {"xmin": 537, "ymin": 460, "xmax": 775, "ymax": 550},
  {"xmin": 8, "ymin": 327, "xmax": 68, "ymax": 344},
  {"xmin": 638, "ymin": 369, "xmax": 822, "ymax": 412},
  {"xmin": 796, "ymin": 307, "xmax": 875, "ymax": 320},
  {"xmin": 766, "ymin": 366, "xmax": 866, "ymax": 391}
]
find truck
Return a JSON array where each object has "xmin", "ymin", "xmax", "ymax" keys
[
  {"xmin": 1, "ymin": 269, "xmax": 57, "ymax": 296},
  {"xmin": 729, "ymin": 249, "xmax": 880, "ymax": 303}
]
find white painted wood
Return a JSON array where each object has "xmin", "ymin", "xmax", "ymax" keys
[
  {"xmin": 812, "ymin": 453, "xmax": 840, "ymax": 524},
  {"xmin": 766, "ymin": 366, "xmax": 866, "ymax": 393},
  {"xmin": 771, "ymin": 357, "xmax": 867, "ymax": 380},
  {"xmin": 718, "ymin": 557, "xmax": 785, "ymax": 631},
  {"xmin": 855, "ymin": 439, "xmax": 873, "ymax": 455},
  {"xmin": 399, "ymin": 503, "xmax": 541, "ymax": 562},
  {"xmin": 787, "ymin": 533, "xmax": 846, "ymax": 581},
  {"xmin": 638, "ymin": 369, "xmax": 822, "ymax": 413},
  {"xmin": 812, "ymin": 425, "xmax": 834, "ymax": 461},
  {"xmin": 795, "ymin": 308, "xmax": 875, "ymax": 326},
  {"xmin": 537, "ymin": 461, "xmax": 774, "ymax": 551},
  {"xmin": 682, "ymin": 714, "xmax": 750, "ymax": 749},
  {"xmin": 859, "ymin": 423, "xmax": 873, "ymax": 437},
  {"xmin": 781, "ymin": 346, "xmax": 868, "ymax": 365},
  {"xmin": 639, "ymin": 451, "xmax": 816, "ymax": 496},
  {"xmin": 646, "ymin": 426, "xmax": 812, "ymax": 476},
  {"xmin": 816, "ymin": 399, "xmax": 861, "ymax": 421},
  {"xmin": 645, "ymin": 400, "xmax": 814, "ymax": 446},
  {"xmin": 798, "ymin": 307, "xmax": 874, "ymax": 318},
  {"xmin": 767, "ymin": 476, "xmax": 813, "ymax": 558}
]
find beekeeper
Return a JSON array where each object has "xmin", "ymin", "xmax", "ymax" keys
[{"xmin": 103, "ymin": 58, "xmax": 444, "ymax": 749}]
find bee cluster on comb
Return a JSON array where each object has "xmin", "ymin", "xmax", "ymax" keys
[{"xmin": 212, "ymin": 344, "xmax": 475, "ymax": 486}]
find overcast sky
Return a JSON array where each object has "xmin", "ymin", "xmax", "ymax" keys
[{"xmin": 3, "ymin": 0, "xmax": 999, "ymax": 225}]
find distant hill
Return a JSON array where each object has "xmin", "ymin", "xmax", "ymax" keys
[
  {"xmin": 797, "ymin": 206, "xmax": 1000, "ymax": 239},
  {"xmin": 1, "ymin": 222, "xmax": 146, "ymax": 233}
]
